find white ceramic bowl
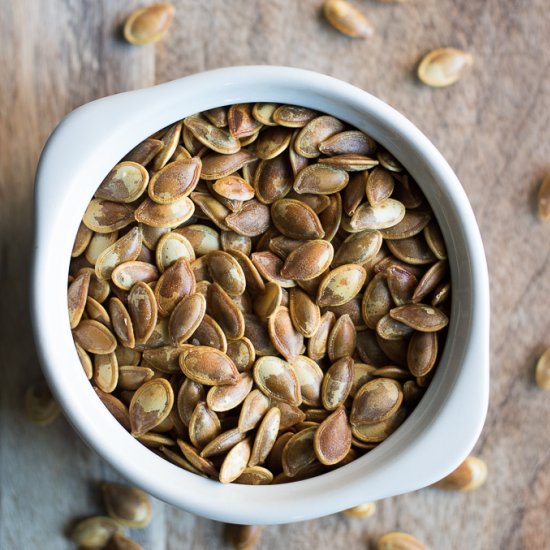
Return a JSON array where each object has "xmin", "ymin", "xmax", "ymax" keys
[{"xmin": 32, "ymin": 66, "xmax": 489, "ymax": 525}]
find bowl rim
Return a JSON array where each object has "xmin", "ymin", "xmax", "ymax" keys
[{"xmin": 32, "ymin": 65, "xmax": 489, "ymax": 525}]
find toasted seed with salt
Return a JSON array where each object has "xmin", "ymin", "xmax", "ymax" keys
[
  {"xmin": 314, "ymin": 406, "xmax": 351, "ymax": 465},
  {"xmin": 253, "ymin": 356, "xmax": 302, "ymax": 406},
  {"xmin": 129, "ymin": 378, "xmax": 174, "ymax": 437}
]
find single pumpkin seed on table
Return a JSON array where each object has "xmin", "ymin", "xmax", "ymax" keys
[
  {"xmin": 69, "ymin": 102, "xmax": 450, "ymax": 485},
  {"xmin": 24, "ymin": 380, "xmax": 60, "ymax": 426},
  {"xmin": 323, "ymin": 0, "xmax": 374, "ymax": 39},
  {"xmin": 418, "ymin": 47, "xmax": 474, "ymax": 87},
  {"xmin": 123, "ymin": 2, "xmax": 174, "ymax": 46}
]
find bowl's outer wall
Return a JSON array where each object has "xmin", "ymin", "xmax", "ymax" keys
[{"xmin": 32, "ymin": 66, "xmax": 489, "ymax": 525}]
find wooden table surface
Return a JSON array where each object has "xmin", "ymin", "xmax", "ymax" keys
[{"xmin": 1, "ymin": 1, "xmax": 550, "ymax": 548}]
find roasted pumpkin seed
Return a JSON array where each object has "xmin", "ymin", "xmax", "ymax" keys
[
  {"xmin": 431, "ymin": 456, "xmax": 488, "ymax": 491},
  {"xmin": 418, "ymin": 47, "xmax": 474, "ymax": 87},
  {"xmin": 323, "ymin": 0, "xmax": 374, "ymax": 38}
]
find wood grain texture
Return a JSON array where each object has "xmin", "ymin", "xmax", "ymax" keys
[{"xmin": 1, "ymin": 1, "xmax": 549, "ymax": 549}]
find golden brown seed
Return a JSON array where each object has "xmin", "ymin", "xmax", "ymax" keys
[
  {"xmin": 155, "ymin": 232, "xmax": 195, "ymax": 272},
  {"xmin": 124, "ymin": 138, "xmax": 163, "ymax": 165},
  {"xmin": 349, "ymin": 199, "xmax": 406, "ymax": 231},
  {"xmin": 386, "ymin": 235, "xmax": 438, "ymax": 265},
  {"xmin": 189, "ymin": 401, "xmax": 221, "ymax": 449},
  {"xmin": 432, "ymin": 456, "xmax": 488, "ymax": 491},
  {"xmin": 389, "ymin": 304, "xmax": 449, "ymax": 332},
  {"xmin": 307, "ymin": 311, "xmax": 336, "ymax": 360},
  {"xmin": 207, "ymin": 250, "xmax": 246, "ymax": 296},
  {"xmin": 367, "ymin": 167, "xmax": 395, "ymax": 206},
  {"xmin": 376, "ymin": 314, "xmax": 414, "ymax": 340},
  {"xmin": 201, "ymin": 428, "xmax": 247, "ymax": 458},
  {"xmin": 377, "ymin": 531, "xmax": 427, "ymax": 550},
  {"xmin": 129, "ymin": 378, "xmax": 174, "ymax": 437},
  {"xmin": 123, "ymin": 2, "xmax": 174, "ymax": 45},
  {"xmin": 323, "ymin": 0, "xmax": 374, "ymax": 38},
  {"xmin": 221, "ymin": 231, "xmax": 252, "ymax": 256},
  {"xmin": 318, "ymin": 154, "xmax": 379, "ymax": 171},
  {"xmin": 70, "ymin": 516, "xmax": 122, "ymax": 548},
  {"xmin": 289, "ymin": 288, "xmax": 321, "ymax": 337},
  {"xmin": 320, "ymin": 130, "xmax": 377, "ymax": 156},
  {"xmin": 351, "ymin": 378, "xmax": 403, "ymax": 425},
  {"xmin": 190, "ymin": 313, "xmax": 228, "ymax": 351},
  {"xmin": 203, "ymin": 106, "xmax": 228, "ymax": 128},
  {"xmin": 177, "ymin": 377, "xmax": 206, "ymax": 427},
  {"xmin": 273, "ymin": 105, "xmax": 318, "ymax": 128},
  {"xmin": 83, "ymin": 199, "xmax": 135, "ymax": 233},
  {"xmin": 95, "ymin": 388, "xmax": 131, "ymax": 430},
  {"xmin": 252, "ymin": 102, "xmax": 279, "ymax": 125},
  {"xmin": 253, "ymin": 355, "xmax": 302, "ymax": 406},
  {"xmin": 282, "ymin": 426, "xmax": 318, "ymax": 477},
  {"xmin": 73, "ymin": 319, "xmax": 117, "ymax": 355},
  {"xmin": 219, "ymin": 437, "xmax": 252, "ymax": 483},
  {"xmin": 117, "ymin": 366, "xmax": 154, "ymax": 391},
  {"xmin": 342, "ymin": 502, "xmax": 376, "ymax": 518},
  {"xmin": 418, "ymin": 47, "xmax": 474, "ymax": 87},
  {"xmin": 135, "ymin": 196, "xmax": 195, "ymax": 228},
  {"xmin": 72, "ymin": 222, "xmax": 93, "ymax": 257},
  {"xmin": 352, "ymin": 406, "xmax": 407, "ymax": 443},
  {"xmin": 255, "ymin": 126, "xmax": 293, "ymax": 160},
  {"xmin": 228, "ymin": 104, "xmax": 263, "ymax": 138},
  {"xmin": 128, "ymin": 281, "xmax": 158, "ymax": 345},
  {"xmin": 386, "ymin": 265, "xmax": 418, "ymax": 306},
  {"xmin": 407, "ymin": 331, "xmax": 438, "ymax": 377},
  {"xmin": 380, "ymin": 210, "xmax": 431, "ymax": 240},
  {"xmin": 96, "ymin": 162, "xmax": 149, "ymax": 203},
  {"xmin": 177, "ymin": 439, "xmax": 218, "ymax": 477},
  {"xmin": 109, "ymin": 298, "xmax": 136, "ymax": 349},
  {"xmin": 207, "ymin": 283, "xmax": 245, "ymax": 340},
  {"xmin": 327, "ymin": 314, "xmax": 356, "ymax": 361},
  {"xmin": 253, "ymin": 156, "xmax": 294, "ymax": 205},
  {"xmin": 253, "ymin": 282, "xmax": 282, "ymax": 320},
  {"xmin": 268, "ymin": 306, "xmax": 305, "ymax": 361},
  {"xmin": 317, "ymin": 264, "xmax": 367, "ymax": 307},
  {"xmin": 226, "ymin": 199, "xmax": 271, "ymax": 237},
  {"xmin": 235, "ymin": 467, "xmax": 273, "ymax": 485},
  {"xmin": 93, "ymin": 353, "xmax": 119, "ymax": 393},
  {"xmin": 294, "ymin": 164, "xmax": 349, "ymax": 195},
  {"xmin": 148, "ymin": 157, "xmax": 201, "ymax": 204},
  {"xmin": 201, "ymin": 150, "xmax": 257, "ymax": 180},
  {"xmin": 169, "ymin": 293, "xmax": 206, "ymax": 346},
  {"xmin": 249, "ymin": 407, "xmax": 281, "ymax": 466},
  {"xmin": 271, "ymin": 199, "xmax": 325, "ymax": 240},
  {"xmin": 238, "ymin": 389, "xmax": 270, "ymax": 432},
  {"xmin": 111, "ymin": 261, "xmax": 158, "ymax": 291},
  {"xmin": 251, "ymin": 251, "xmax": 296, "ymax": 288},
  {"xmin": 176, "ymin": 224, "xmax": 220, "ymax": 256},
  {"xmin": 322, "ymin": 356, "xmax": 354, "ymax": 410},
  {"xmin": 95, "ymin": 227, "xmax": 143, "ymax": 281},
  {"xmin": 207, "ymin": 372, "xmax": 253, "ymax": 412},
  {"xmin": 281, "ymin": 240, "xmax": 334, "ymax": 281},
  {"xmin": 294, "ymin": 115, "xmax": 346, "ymax": 158},
  {"xmin": 535, "ymin": 347, "xmax": 550, "ymax": 389},
  {"xmin": 154, "ymin": 258, "xmax": 196, "ymax": 316},
  {"xmin": 291, "ymin": 355, "xmax": 324, "ymax": 407},
  {"xmin": 362, "ymin": 273, "xmax": 393, "ymax": 329},
  {"xmin": 314, "ymin": 406, "xmax": 352, "ymax": 465},
  {"xmin": 332, "ymin": 230, "xmax": 382, "ymax": 267},
  {"xmin": 180, "ymin": 346, "xmax": 239, "ymax": 386},
  {"xmin": 68, "ymin": 270, "xmax": 91, "ymax": 328},
  {"xmin": 184, "ymin": 116, "xmax": 240, "ymax": 154},
  {"xmin": 24, "ymin": 381, "xmax": 60, "ymax": 426},
  {"xmin": 213, "ymin": 175, "xmax": 255, "ymax": 201},
  {"xmin": 102, "ymin": 483, "xmax": 152, "ymax": 528}
]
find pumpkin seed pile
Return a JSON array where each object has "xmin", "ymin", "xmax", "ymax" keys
[{"xmin": 68, "ymin": 102, "xmax": 451, "ymax": 484}]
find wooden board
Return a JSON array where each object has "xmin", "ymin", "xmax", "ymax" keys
[{"xmin": 1, "ymin": 1, "xmax": 550, "ymax": 548}]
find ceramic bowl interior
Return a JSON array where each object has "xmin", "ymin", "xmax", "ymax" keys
[{"xmin": 32, "ymin": 66, "xmax": 489, "ymax": 525}]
